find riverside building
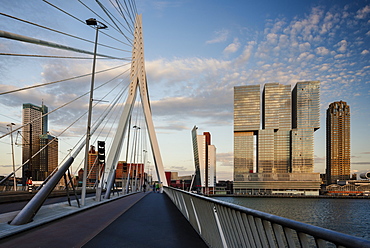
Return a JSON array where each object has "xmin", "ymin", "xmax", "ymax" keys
[
  {"xmin": 326, "ymin": 101, "xmax": 351, "ymax": 184},
  {"xmin": 192, "ymin": 126, "xmax": 216, "ymax": 194},
  {"xmin": 233, "ymin": 81, "xmax": 321, "ymax": 196}
]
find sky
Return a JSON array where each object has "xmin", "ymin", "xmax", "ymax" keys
[{"xmin": 0, "ymin": 0, "xmax": 369, "ymax": 181}]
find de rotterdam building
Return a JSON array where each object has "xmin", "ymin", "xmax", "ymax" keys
[{"xmin": 233, "ymin": 81, "xmax": 321, "ymax": 195}]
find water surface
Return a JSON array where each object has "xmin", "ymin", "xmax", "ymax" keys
[{"xmin": 213, "ymin": 197, "xmax": 370, "ymax": 241}]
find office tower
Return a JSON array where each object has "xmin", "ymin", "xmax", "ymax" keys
[
  {"xmin": 291, "ymin": 81, "xmax": 320, "ymax": 173},
  {"xmin": 234, "ymin": 85, "xmax": 260, "ymax": 181},
  {"xmin": 39, "ymin": 133, "xmax": 58, "ymax": 181},
  {"xmin": 233, "ymin": 82, "xmax": 320, "ymax": 195},
  {"xmin": 22, "ymin": 103, "xmax": 57, "ymax": 183},
  {"xmin": 326, "ymin": 101, "xmax": 350, "ymax": 184},
  {"xmin": 234, "ymin": 85, "xmax": 260, "ymax": 131},
  {"xmin": 191, "ymin": 126, "xmax": 216, "ymax": 194},
  {"xmin": 262, "ymin": 83, "xmax": 291, "ymax": 173}
]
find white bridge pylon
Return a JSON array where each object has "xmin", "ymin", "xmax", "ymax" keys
[{"xmin": 103, "ymin": 14, "xmax": 167, "ymax": 192}]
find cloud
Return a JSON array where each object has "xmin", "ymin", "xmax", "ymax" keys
[
  {"xmin": 355, "ymin": 5, "xmax": 370, "ymax": 19},
  {"xmin": 316, "ymin": 46, "xmax": 330, "ymax": 55},
  {"xmin": 336, "ymin": 40, "xmax": 348, "ymax": 53},
  {"xmin": 361, "ymin": 50, "xmax": 369, "ymax": 55},
  {"xmin": 217, "ymin": 152, "xmax": 233, "ymax": 167},
  {"xmin": 223, "ymin": 38, "xmax": 241, "ymax": 55},
  {"xmin": 234, "ymin": 41, "xmax": 256, "ymax": 65},
  {"xmin": 206, "ymin": 29, "xmax": 229, "ymax": 44}
]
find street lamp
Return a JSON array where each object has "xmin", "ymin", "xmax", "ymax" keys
[
  {"xmin": 7, "ymin": 123, "xmax": 16, "ymax": 191},
  {"xmin": 81, "ymin": 18, "xmax": 107, "ymax": 206}
]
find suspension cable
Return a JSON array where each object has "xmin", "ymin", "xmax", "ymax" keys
[
  {"xmin": 0, "ymin": 63, "xmax": 129, "ymax": 96},
  {"xmin": 95, "ymin": 0, "xmax": 133, "ymax": 45},
  {"xmin": 0, "ymin": 12, "xmax": 129, "ymax": 53},
  {"xmin": 0, "ymin": 53, "xmax": 123, "ymax": 59}
]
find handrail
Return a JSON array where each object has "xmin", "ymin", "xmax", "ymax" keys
[{"xmin": 164, "ymin": 187, "xmax": 370, "ymax": 248}]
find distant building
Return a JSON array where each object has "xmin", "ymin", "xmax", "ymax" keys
[
  {"xmin": 233, "ymin": 82, "xmax": 321, "ymax": 196},
  {"xmin": 215, "ymin": 180, "xmax": 233, "ymax": 195},
  {"xmin": 115, "ymin": 161, "xmax": 145, "ymax": 190},
  {"xmin": 39, "ymin": 134, "xmax": 58, "ymax": 180},
  {"xmin": 191, "ymin": 126, "xmax": 216, "ymax": 194},
  {"xmin": 22, "ymin": 103, "xmax": 58, "ymax": 183},
  {"xmin": 326, "ymin": 101, "xmax": 351, "ymax": 184},
  {"xmin": 86, "ymin": 145, "xmax": 99, "ymax": 185}
]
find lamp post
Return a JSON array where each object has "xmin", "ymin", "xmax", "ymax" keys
[
  {"xmin": 132, "ymin": 126, "xmax": 140, "ymax": 191},
  {"xmin": 7, "ymin": 123, "xmax": 16, "ymax": 191},
  {"xmin": 81, "ymin": 18, "xmax": 107, "ymax": 206}
]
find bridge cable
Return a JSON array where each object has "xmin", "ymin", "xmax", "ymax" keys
[
  {"xmin": 0, "ymin": 12, "xmax": 129, "ymax": 53},
  {"xmin": 95, "ymin": 0, "xmax": 134, "ymax": 44},
  {"xmin": 0, "ymin": 53, "xmax": 124, "ymax": 59},
  {"xmin": 123, "ymin": 0, "xmax": 136, "ymax": 26},
  {"xmin": 0, "ymin": 67, "xmax": 128, "ymax": 141},
  {"xmin": 5, "ymin": 69, "xmax": 130, "ymax": 184},
  {"xmin": 77, "ymin": 0, "xmax": 133, "ymax": 45},
  {"xmin": 0, "ymin": 63, "xmax": 129, "ymax": 96},
  {"xmin": 112, "ymin": 0, "xmax": 134, "ymax": 35},
  {"xmin": 0, "ymin": 30, "xmax": 126, "ymax": 60},
  {"xmin": 42, "ymin": 0, "xmax": 130, "ymax": 47}
]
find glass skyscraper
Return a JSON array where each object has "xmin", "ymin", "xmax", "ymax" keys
[
  {"xmin": 234, "ymin": 81, "xmax": 321, "ymax": 195},
  {"xmin": 22, "ymin": 103, "xmax": 58, "ymax": 183},
  {"xmin": 326, "ymin": 101, "xmax": 350, "ymax": 184},
  {"xmin": 291, "ymin": 81, "xmax": 320, "ymax": 173}
]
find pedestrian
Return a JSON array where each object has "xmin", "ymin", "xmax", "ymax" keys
[
  {"xmin": 155, "ymin": 182, "xmax": 159, "ymax": 192},
  {"xmin": 143, "ymin": 183, "xmax": 146, "ymax": 192},
  {"xmin": 159, "ymin": 182, "xmax": 163, "ymax": 193}
]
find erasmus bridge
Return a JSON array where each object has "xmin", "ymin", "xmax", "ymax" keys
[{"xmin": 0, "ymin": 1, "xmax": 369, "ymax": 247}]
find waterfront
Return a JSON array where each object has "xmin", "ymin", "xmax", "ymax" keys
[{"xmin": 213, "ymin": 196, "xmax": 370, "ymax": 241}]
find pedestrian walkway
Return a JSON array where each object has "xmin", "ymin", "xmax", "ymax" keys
[
  {"xmin": 0, "ymin": 192, "xmax": 208, "ymax": 247},
  {"xmin": 84, "ymin": 192, "xmax": 208, "ymax": 248}
]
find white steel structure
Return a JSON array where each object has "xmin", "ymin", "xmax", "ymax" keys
[{"xmin": 103, "ymin": 14, "xmax": 167, "ymax": 195}]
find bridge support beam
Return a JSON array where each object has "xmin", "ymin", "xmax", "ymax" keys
[
  {"xmin": 104, "ymin": 14, "xmax": 167, "ymax": 198},
  {"xmin": 10, "ymin": 157, "xmax": 74, "ymax": 225}
]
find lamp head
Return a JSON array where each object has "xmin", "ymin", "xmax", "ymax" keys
[
  {"xmin": 86, "ymin": 18, "xmax": 97, "ymax": 26},
  {"xmin": 86, "ymin": 18, "xmax": 107, "ymax": 29}
]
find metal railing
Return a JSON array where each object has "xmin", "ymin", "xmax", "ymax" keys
[{"xmin": 164, "ymin": 187, "xmax": 370, "ymax": 248}]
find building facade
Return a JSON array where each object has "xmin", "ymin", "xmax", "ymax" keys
[
  {"xmin": 326, "ymin": 101, "xmax": 350, "ymax": 184},
  {"xmin": 192, "ymin": 126, "xmax": 216, "ymax": 194},
  {"xmin": 22, "ymin": 103, "xmax": 58, "ymax": 183},
  {"xmin": 87, "ymin": 145, "xmax": 99, "ymax": 185},
  {"xmin": 233, "ymin": 82, "xmax": 321, "ymax": 195}
]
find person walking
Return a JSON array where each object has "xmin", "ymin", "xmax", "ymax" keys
[{"xmin": 143, "ymin": 183, "xmax": 146, "ymax": 192}]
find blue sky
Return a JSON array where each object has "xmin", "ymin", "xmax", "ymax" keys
[{"xmin": 0, "ymin": 0, "xmax": 369, "ymax": 180}]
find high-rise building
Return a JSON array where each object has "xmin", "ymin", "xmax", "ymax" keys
[
  {"xmin": 233, "ymin": 82, "xmax": 321, "ymax": 196},
  {"xmin": 291, "ymin": 81, "xmax": 320, "ymax": 173},
  {"xmin": 326, "ymin": 101, "xmax": 350, "ymax": 184},
  {"xmin": 22, "ymin": 103, "xmax": 58, "ymax": 183},
  {"xmin": 192, "ymin": 126, "xmax": 216, "ymax": 194},
  {"xmin": 39, "ymin": 133, "xmax": 58, "ymax": 181}
]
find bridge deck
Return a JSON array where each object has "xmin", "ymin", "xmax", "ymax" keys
[{"xmin": 0, "ymin": 192, "xmax": 208, "ymax": 248}]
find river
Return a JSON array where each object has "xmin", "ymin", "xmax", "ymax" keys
[{"xmin": 213, "ymin": 196, "xmax": 370, "ymax": 241}]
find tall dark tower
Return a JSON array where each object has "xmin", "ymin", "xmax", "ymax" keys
[{"xmin": 326, "ymin": 101, "xmax": 351, "ymax": 184}]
